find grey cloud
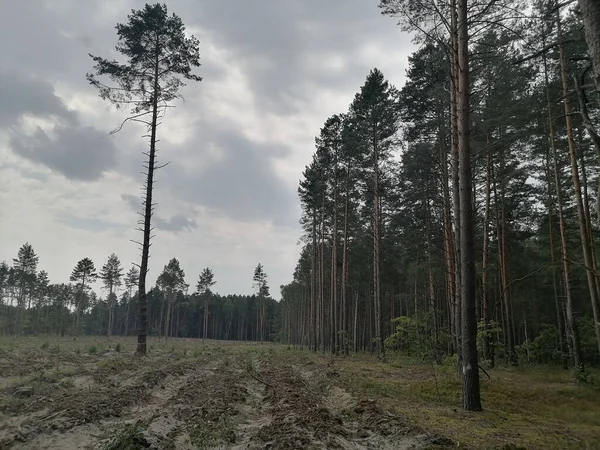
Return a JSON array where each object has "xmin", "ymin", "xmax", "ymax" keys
[
  {"xmin": 9, "ymin": 125, "xmax": 117, "ymax": 181},
  {"xmin": 121, "ymin": 193, "xmax": 196, "ymax": 233},
  {"xmin": 183, "ymin": 0, "xmax": 405, "ymax": 115},
  {"xmin": 58, "ymin": 215, "xmax": 127, "ymax": 232},
  {"xmin": 154, "ymin": 214, "xmax": 197, "ymax": 233},
  {"xmin": 164, "ymin": 125, "xmax": 296, "ymax": 226},
  {"xmin": 121, "ymin": 193, "xmax": 141, "ymax": 211},
  {"xmin": 0, "ymin": 70, "xmax": 77, "ymax": 126}
]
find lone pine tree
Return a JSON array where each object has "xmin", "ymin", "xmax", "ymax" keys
[{"xmin": 86, "ymin": 3, "xmax": 201, "ymax": 355}]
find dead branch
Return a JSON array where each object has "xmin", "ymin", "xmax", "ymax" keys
[{"xmin": 249, "ymin": 372, "xmax": 274, "ymax": 388}]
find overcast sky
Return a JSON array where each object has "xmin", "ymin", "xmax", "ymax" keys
[{"xmin": 0, "ymin": 0, "xmax": 414, "ymax": 299}]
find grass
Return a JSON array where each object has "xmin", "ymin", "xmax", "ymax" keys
[{"xmin": 336, "ymin": 352, "xmax": 600, "ymax": 449}]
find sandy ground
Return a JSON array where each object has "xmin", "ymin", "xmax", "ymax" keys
[{"xmin": 0, "ymin": 339, "xmax": 453, "ymax": 450}]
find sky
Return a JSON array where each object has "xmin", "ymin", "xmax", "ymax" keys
[{"xmin": 0, "ymin": 0, "xmax": 414, "ymax": 299}]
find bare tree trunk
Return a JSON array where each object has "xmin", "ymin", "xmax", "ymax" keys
[
  {"xmin": 341, "ymin": 173, "xmax": 350, "ymax": 355},
  {"xmin": 311, "ymin": 210, "xmax": 317, "ymax": 351},
  {"xmin": 578, "ymin": 0, "xmax": 600, "ymax": 92},
  {"xmin": 136, "ymin": 36, "xmax": 161, "ymax": 355},
  {"xmin": 203, "ymin": 295, "xmax": 208, "ymax": 342},
  {"xmin": 457, "ymin": 0, "xmax": 481, "ymax": 411},
  {"xmin": 481, "ymin": 143, "xmax": 493, "ymax": 367},
  {"xmin": 558, "ymin": 15, "xmax": 600, "ymax": 357},
  {"xmin": 496, "ymin": 142, "xmax": 516, "ymax": 365},
  {"xmin": 353, "ymin": 291, "xmax": 359, "ymax": 354},
  {"xmin": 545, "ymin": 145, "xmax": 568, "ymax": 369},
  {"xmin": 450, "ymin": 0, "xmax": 461, "ymax": 371},
  {"xmin": 546, "ymin": 40, "xmax": 584, "ymax": 373}
]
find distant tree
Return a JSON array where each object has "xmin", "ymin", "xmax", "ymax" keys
[
  {"xmin": 87, "ymin": 3, "xmax": 202, "ymax": 355},
  {"xmin": 156, "ymin": 258, "xmax": 186, "ymax": 338},
  {"xmin": 196, "ymin": 267, "xmax": 216, "ymax": 341},
  {"xmin": 70, "ymin": 258, "xmax": 97, "ymax": 332},
  {"xmin": 99, "ymin": 254, "xmax": 123, "ymax": 337},
  {"xmin": 0, "ymin": 261, "xmax": 10, "ymax": 334},
  {"xmin": 124, "ymin": 266, "xmax": 139, "ymax": 336},
  {"xmin": 253, "ymin": 263, "xmax": 270, "ymax": 341},
  {"xmin": 12, "ymin": 243, "xmax": 39, "ymax": 333}
]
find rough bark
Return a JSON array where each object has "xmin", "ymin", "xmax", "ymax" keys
[
  {"xmin": 136, "ymin": 35, "xmax": 160, "ymax": 356},
  {"xmin": 457, "ymin": 0, "xmax": 482, "ymax": 411},
  {"xmin": 578, "ymin": 0, "xmax": 600, "ymax": 92}
]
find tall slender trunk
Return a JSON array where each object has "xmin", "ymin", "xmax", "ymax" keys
[
  {"xmin": 457, "ymin": 0, "xmax": 481, "ymax": 411},
  {"xmin": 440, "ymin": 123, "xmax": 456, "ymax": 355},
  {"xmin": 546, "ymin": 145, "xmax": 568, "ymax": 369},
  {"xmin": 311, "ymin": 209, "xmax": 317, "ymax": 351},
  {"xmin": 353, "ymin": 291, "xmax": 359, "ymax": 354},
  {"xmin": 203, "ymin": 295, "xmax": 209, "ymax": 341},
  {"xmin": 482, "ymin": 143, "xmax": 493, "ymax": 367},
  {"xmin": 372, "ymin": 132, "xmax": 385, "ymax": 361},
  {"xmin": 547, "ymin": 45, "xmax": 584, "ymax": 372},
  {"xmin": 331, "ymin": 158, "xmax": 339, "ymax": 354},
  {"xmin": 450, "ymin": 0, "xmax": 462, "ymax": 370},
  {"xmin": 341, "ymin": 168, "xmax": 350, "ymax": 355},
  {"xmin": 136, "ymin": 34, "xmax": 161, "ymax": 355},
  {"xmin": 496, "ymin": 142, "xmax": 516, "ymax": 365},
  {"xmin": 558, "ymin": 15, "xmax": 600, "ymax": 356}
]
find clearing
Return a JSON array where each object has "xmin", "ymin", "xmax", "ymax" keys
[{"xmin": 0, "ymin": 337, "xmax": 598, "ymax": 449}]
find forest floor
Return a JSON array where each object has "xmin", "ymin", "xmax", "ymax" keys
[{"xmin": 0, "ymin": 338, "xmax": 597, "ymax": 450}]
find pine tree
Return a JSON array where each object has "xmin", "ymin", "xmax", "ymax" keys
[
  {"xmin": 349, "ymin": 68, "xmax": 400, "ymax": 361},
  {"xmin": 156, "ymin": 258, "xmax": 186, "ymax": 338},
  {"xmin": 70, "ymin": 258, "xmax": 97, "ymax": 332},
  {"xmin": 253, "ymin": 264, "xmax": 270, "ymax": 341},
  {"xmin": 87, "ymin": 3, "xmax": 202, "ymax": 355},
  {"xmin": 12, "ymin": 243, "xmax": 39, "ymax": 334},
  {"xmin": 197, "ymin": 268, "xmax": 216, "ymax": 341},
  {"xmin": 124, "ymin": 266, "xmax": 139, "ymax": 336},
  {"xmin": 99, "ymin": 254, "xmax": 123, "ymax": 337}
]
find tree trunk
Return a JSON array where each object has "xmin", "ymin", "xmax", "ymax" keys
[
  {"xmin": 578, "ymin": 0, "xmax": 600, "ymax": 93},
  {"xmin": 373, "ymin": 132, "xmax": 385, "ymax": 361},
  {"xmin": 353, "ymin": 291, "xmax": 359, "ymax": 354},
  {"xmin": 545, "ymin": 142, "xmax": 568, "ymax": 369},
  {"xmin": 450, "ymin": 0, "xmax": 462, "ymax": 371},
  {"xmin": 547, "ymin": 40, "xmax": 584, "ymax": 373},
  {"xmin": 136, "ymin": 34, "xmax": 161, "ymax": 356},
  {"xmin": 558, "ymin": 15, "xmax": 600, "ymax": 357},
  {"xmin": 457, "ymin": 0, "xmax": 481, "ymax": 411},
  {"xmin": 481, "ymin": 143, "xmax": 493, "ymax": 367},
  {"xmin": 341, "ymin": 170, "xmax": 350, "ymax": 355},
  {"xmin": 311, "ymin": 209, "xmax": 317, "ymax": 351}
]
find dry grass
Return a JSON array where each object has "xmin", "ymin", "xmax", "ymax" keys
[{"xmin": 335, "ymin": 352, "xmax": 600, "ymax": 449}]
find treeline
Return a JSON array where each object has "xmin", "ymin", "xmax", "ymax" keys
[
  {"xmin": 280, "ymin": 0, "xmax": 600, "ymax": 374},
  {"xmin": 0, "ymin": 243, "xmax": 280, "ymax": 341}
]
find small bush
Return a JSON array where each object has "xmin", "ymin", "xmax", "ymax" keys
[
  {"xmin": 88, "ymin": 345, "xmax": 98, "ymax": 354},
  {"xmin": 115, "ymin": 343, "xmax": 121, "ymax": 353},
  {"xmin": 40, "ymin": 342, "xmax": 49, "ymax": 350}
]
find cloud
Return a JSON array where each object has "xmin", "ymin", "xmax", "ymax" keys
[
  {"xmin": 164, "ymin": 125, "xmax": 296, "ymax": 226},
  {"xmin": 0, "ymin": 0, "xmax": 415, "ymax": 297},
  {"xmin": 0, "ymin": 69, "xmax": 77, "ymax": 126},
  {"xmin": 154, "ymin": 214, "xmax": 197, "ymax": 233},
  {"xmin": 9, "ymin": 125, "xmax": 117, "ymax": 181}
]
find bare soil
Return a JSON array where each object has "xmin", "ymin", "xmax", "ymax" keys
[{"xmin": 0, "ymin": 338, "xmax": 452, "ymax": 450}]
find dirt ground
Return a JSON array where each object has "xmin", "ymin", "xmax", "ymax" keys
[{"xmin": 0, "ymin": 337, "xmax": 453, "ymax": 450}]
